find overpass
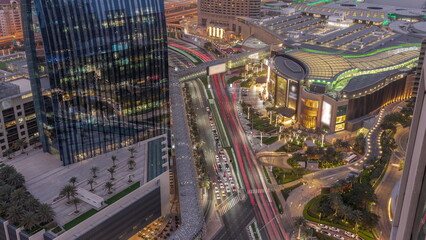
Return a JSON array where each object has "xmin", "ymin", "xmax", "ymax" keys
[{"xmin": 176, "ymin": 46, "xmax": 271, "ymax": 81}]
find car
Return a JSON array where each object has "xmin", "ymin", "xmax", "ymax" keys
[
  {"xmin": 321, "ymin": 231, "xmax": 331, "ymax": 236},
  {"xmin": 333, "ymin": 234, "xmax": 343, "ymax": 239},
  {"xmin": 230, "ymin": 181, "xmax": 235, "ymax": 186},
  {"xmin": 222, "ymin": 192, "xmax": 227, "ymax": 197},
  {"xmin": 217, "ymin": 176, "xmax": 222, "ymax": 182},
  {"xmin": 215, "ymin": 187, "xmax": 219, "ymax": 193},
  {"xmin": 344, "ymin": 231, "xmax": 355, "ymax": 238},
  {"xmin": 225, "ymin": 163, "xmax": 229, "ymax": 169},
  {"xmin": 216, "ymin": 194, "xmax": 221, "ymax": 200},
  {"xmin": 219, "ymin": 183, "xmax": 224, "ymax": 189},
  {"xmin": 226, "ymin": 187, "xmax": 231, "ymax": 193},
  {"xmin": 329, "ymin": 227, "xmax": 339, "ymax": 232},
  {"xmin": 206, "ymin": 107, "xmax": 210, "ymax": 112},
  {"xmin": 224, "ymin": 182, "xmax": 229, "ymax": 186},
  {"xmin": 218, "ymin": 165, "xmax": 222, "ymax": 169}
]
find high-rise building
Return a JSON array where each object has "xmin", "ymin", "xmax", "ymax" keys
[
  {"xmin": 0, "ymin": 0, "xmax": 22, "ymax": 38},
  {"xmin": 198, "ymin": 0, "xmax": 260, "ymax": 38},
  {"xmin": 22, "ymin": 0, "xmax": 169, "ymax": 165},
  {"xmin": 391, "ymin": 40, "xmax": 426, "ymax": 239}
]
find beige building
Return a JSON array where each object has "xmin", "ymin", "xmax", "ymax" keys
[
  {"xmin": 0, "ymin": 0, "xmax": 21, "ymax": 38},
  {"xmin": 198, "ymin": 0, "xmax": 260, "ymax": 38},
  {"xmin": 0, "ymin": 78, "xmax": 37, "ymax": 155}
]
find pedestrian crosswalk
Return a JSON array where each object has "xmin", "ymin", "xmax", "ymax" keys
[
  {"xmin": 246, "ymin": 189, "xmax": 267, "ymax": 194},
  {"xmin": 217, "ymin": 193, "xmax": 247, "ymax": 216}
]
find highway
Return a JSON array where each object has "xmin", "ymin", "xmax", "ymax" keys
[{"xmin": 210, "ymin": 73, "xmax": 290, "ymax": 240}]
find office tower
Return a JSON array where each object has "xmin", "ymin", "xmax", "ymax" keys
[
  {"xmin": 0, "ymin": 0, "xmax": 22, "ymax": 37},
  {"xmin": 391, "ymin": 41, "xmax": 426, "ymax": 239},
  {"xmin": 22, "ymin": 0, "xmax": 169, "ymax": 165}
]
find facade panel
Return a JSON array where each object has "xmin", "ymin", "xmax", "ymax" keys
[{"xmin": 23, "ymin": 0, "xmax": 169, "ymax": 165}]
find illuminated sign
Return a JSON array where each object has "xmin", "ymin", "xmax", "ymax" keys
[
  {"xmin": 336, "ymin": 115, "xmax": 346, "ymax": 123},
  {"xmin": 335, "ymin": 123, "xmax": 345, "ymax": 132},
  {"xmin": 321, "ymin": 101, "xmax": 332, "ymax": 126},
  {"xmin": 208, "ymin": 63, "xmax": 226, "ymax": 75}
]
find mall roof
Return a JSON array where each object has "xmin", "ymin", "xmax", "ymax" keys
[
  {"xmin": 342, "ymin": 69, "xmax": 400, "ymax": 93},
  {"xmin": 293, "ymin": 1, "xmax": 426, "ymax": 22}
]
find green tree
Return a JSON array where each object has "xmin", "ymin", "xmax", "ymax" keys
[
  {"xmin": 329, "ymin": 192, "xmax": 343, "ymax": 216},
  {"xmin": 87, "ymin": 178, "xmax": 96, "ymax": 192},
  {"xmin": 20, "ymin": 211, "xmax": 39, "ymax": 230},
  {"xmin": 350, "ymin": 210, "xmax": 363, "ymax": 232},
  {"xmin": 6, "ymin": 172, "xmax": 25, "ymax": 188},
  {"xmin": 90, "ymin": 166, "xmax": 99, "ymax": 178},
  {"xmin": 128, "ymin": 147, "xmax": 136, "ymax": 158},
  {"xmin": 104, "ymin": 181, "xmax": 114, "ymax": 194},
  {"xmin": 69, "ymin": 177, "xmax": 77, "ymax": 187},
  {"xmin": 7, "ymin": 205, "xmax": 23, "ymax": 225},
  {"xmin": 0, "ymin": 165, "xmax": 17, "ymax": 181},
  {"xmin": 13, "ymin": 139, "xmax": 27, "ymax": 153},
  {"xmin": 60, "ymin": 185, "xmax": 76, "ymax": 203},
  {"xmin": 24, "ymin": 198, "xmax": 40, "ymax": 212},
  {"xmin": 127, "ymin": 159, "xmax": 136, "ymax": 170},
  {"xmin": 293, "ymin": 216, "xmax": 307, "ymax": 239},
  {"xmin": 107, "ymin": 167, "xmax": 116, "ymax": 180},
  {"xmin": 11, "ymin": 189, "xmax": 28, "ymax": 206},
  {"xmin": 71, "ymin": 197, "xmax": 81, "ymax": 213},
  {"xmin": 37, "ymin": 203, "xmax": 55, "ymax": 224},
  {"xmin": 111, "ymin": 155, "xmax": 118, "ymax": 167},
  {"xmin": 360, "ymin": 211, "xmax": 380, "ymax": 230}
]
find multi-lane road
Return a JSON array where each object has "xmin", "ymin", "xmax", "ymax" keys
[{"xmin": 210, "ymin": 73, "xmax": 290, "ymax": 239}]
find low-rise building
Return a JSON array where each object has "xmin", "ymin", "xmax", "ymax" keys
[{"xmin": 0, "ymin": 78, "xmax": 37, "ymax": 155}]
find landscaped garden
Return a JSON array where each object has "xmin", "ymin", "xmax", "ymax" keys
[
  {"xmin": 0, "ymin": 165, "xmax": 56, "ymax": 235},
  {"xmin": 272, "ymin": 167, "xmax": 307, "ymax": 184}
]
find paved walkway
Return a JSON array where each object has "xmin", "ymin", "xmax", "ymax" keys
[{"xmin": 6, "ymin": 143, "xmax": 148, "ymax": 226}]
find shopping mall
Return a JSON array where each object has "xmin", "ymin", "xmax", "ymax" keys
[{"xmin": 266, "ymin": 45, "xmax": 418, "ymax": 133}]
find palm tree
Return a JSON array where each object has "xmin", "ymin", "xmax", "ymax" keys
[
  {"xmin": 329, "ymin": 192, "xmax": 343, "ymax": 216},
  {"xmin": 36, "ymin": 203, "xmax": 55, "ymax": 224},
  {"xmin": 20, "ymin": 211, "xmax": 39, "ymax": 230},
  {"xmin": 90, "ymin": 166, "xmax": 99, "ymax": 178},
  {"xmin": 87, "ymin": 178, "xmax": 96, "ymax": 192},
  {"xmin": 107, "ymin": 167, "xmax": 116, "ymax": 180},
  {"xmin": 293, "ymin": 216, "xmax": 307, "ymax": 239},
  {"xmin": 69, "ymin": 177, "xmax": 77, "ymax": 187},
  {"xmin": 60, "ymin": 185, "xmax": 76, "ymax": 203},
  {"xmin": 104, "ymin": 181, "xmax": 114, "ymax": 194},
  {"xmin": 4, "ymin": 148, "xmax": 14, "ymax": 159},
  {"xmin": 350, "ymin": 210, "xmax": 363, "ymax": 233},
  {"xmin": 111, "ymin": 155, "xmax": 118, "ymax": 167},
  {"xmin": 340, "ymin": 205, "xmax": 352, "ymax": 222},
  {"xmin": 71, "ymin": 197, "xmax": 81, "ymax": 213},
  {"xmin": 6, "ymin": 205, "xmax": 23, "ymax": 225},
  {"xmin": 128, "ymin": 146, "xmax": 136, "ymax": 158},
  {"xmin": 11, "ymin": 188, "xmax": 28, "ymax": 205},
  {"xmin": 24, "ymin": 198, "xmax": 40, "ymax": 212},
  {"xmin": 6, "ymin": 172, "xmax": 25, "ymax": 188},
  {"xmin": 0, "ymin": 165, "xmax": 17, "ymax": 180},
  {"xmin": 14, "ymin": 139, "xmax": 27, "ymax": 153},
  {"xmin": 127, "ymin": 159, "xmax": 136, "ymax": 170}
]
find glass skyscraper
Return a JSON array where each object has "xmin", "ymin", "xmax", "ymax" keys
[{"xmin": 22, "ymin": 0, "xmax": 169, "ymax": 165}]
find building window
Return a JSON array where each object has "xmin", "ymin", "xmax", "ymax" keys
[{"xmin": 16, "ymin": 105, "xmax": 21, "ymax": 110}]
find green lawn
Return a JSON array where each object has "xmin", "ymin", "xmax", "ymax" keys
[
  {"xmin": 258, "ymin": 136, "xmax": 279, "ymax": 145},
  {"xmin": 271, "ymin": 191, "xmax": 283, "ymax": 214},
  {"xmin": 303, "ymin": 195, "xmax": 375, "ymax": 240},
  {"xmin": 262, "ymin": 166, "xmax": 271, "ymax": 183},
  {"xmin": 105, "ymin": 181, "xmax": 141, "ymax": 205},
  {"xmin": 63, "ymin": 208, "xmax": 99, "ymax": 230},
  {"xmin": 227, "ymin": 76, "xmax": 244, "ymax": 84}
]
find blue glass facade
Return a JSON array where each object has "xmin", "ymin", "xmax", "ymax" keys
[{"xmin": 23, "ymin": 0, "xmax": 169, "ymax": 165}]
